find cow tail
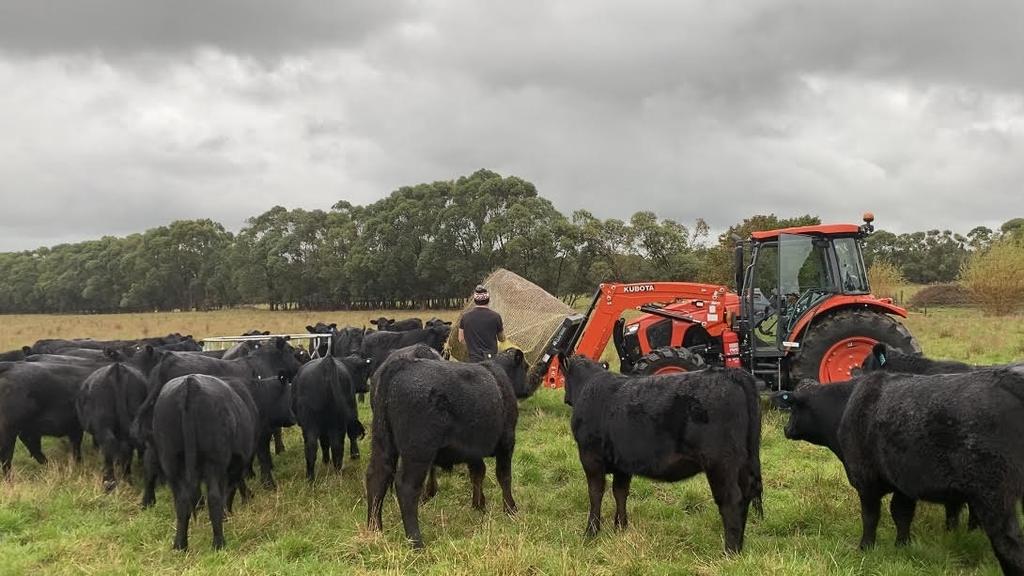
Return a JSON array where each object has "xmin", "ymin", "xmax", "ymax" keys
[
  {"xmin": 736, "ymin": 369, "xmax": 763, "ymax": 517},
  {"xmin": 324, "ymin": 358, "xmax": 347, "ymax": 421},
  {"xmin": 112, "ymin": 364, "xmax": 133, "ymax": 440},
  {"xmin": 180, "ymin": 375, "xmax": 199, "ymax": 487}
]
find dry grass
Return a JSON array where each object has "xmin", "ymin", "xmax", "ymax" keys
[{"xmin": 0, "ymin": 309, "xmax": 459, "ymax": 352}]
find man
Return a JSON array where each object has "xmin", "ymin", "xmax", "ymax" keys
[{"xmin": 458, "ymin": 285, "xmax": 505, "ymax": 362}]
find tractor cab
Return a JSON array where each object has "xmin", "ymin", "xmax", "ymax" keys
[
  {"xmin": 732, "ymin": 213, "xmax": 916, "ymax": 388},
  {"xmin": 740, "ymin": 222, "xmax": 871, "ymax": 357}
]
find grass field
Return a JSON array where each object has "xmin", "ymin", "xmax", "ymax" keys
[{"xmin": 1, "ymin": 306, "xmax": 1023, "ymax": 575}]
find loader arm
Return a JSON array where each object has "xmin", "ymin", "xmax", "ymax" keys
[{"xmin": 538, "ymin": 281, "xmax": 731, "ymax": 388}]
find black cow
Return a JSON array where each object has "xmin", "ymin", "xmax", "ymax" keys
[
  {"xmin": 370, "ymin": 317, "xmax": 424, "ymax": 332},
  {"xmin": 152, "ymin": 374, "xmax": 256, "ymax": 551},
  {"xmin": 0, "ymin": 360, "xmax": 103, "ymax": 475},
  {"xmin": 424, "ymin": 317, "xmax": 452, "ymax": 328},
  {"xmin": 360, "ymin": 325, "xmax": 451, "ymax": 374},
  {"xmin": 133, "ymin": 337, "xmax": 303, "ymax": 506},
  {"xmin": 32, "ymin": 333, "xmax": 193, "ymax": 355},
  {"xmin": 560, "ymin": 355, "xmax": 762, "ymax": 553},
  {"xmin": 293, "ymin": 355, "xmax": 371, "ymax": 481},
  {"xmin": 0, "ymin": 347, "xmax": 32, "ymax": 361},
  {"xmin": 860, "ymin": 343, "xmax": 975, "ymax": 374},
  {"xmin": 76, "ymin": 362, "xmax": 149, "ymax": 491},
  {"xmin": 780, "ymin": 370, "xmax": 1024, "ymax": 575},
  {"xmin": 366, "ymin": 347, "xmax": 532, "ymax": 548}
]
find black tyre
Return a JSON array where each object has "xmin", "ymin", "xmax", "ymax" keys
[
  {"xmin": 633, "ymin": 347, "xmax": 705, "ymax": 376},
  {"xmin": 788, "ymin": 308, "xmax": 920, "ymax": 385}
]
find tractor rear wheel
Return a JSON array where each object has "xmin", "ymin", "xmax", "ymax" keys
[
  {"xmin": 788, "ymin": 308, "xmax": 920, "ymax": 385},
  {"xmin": 633, "ymin": 347, "xmax": 705, "ymax": 376}
]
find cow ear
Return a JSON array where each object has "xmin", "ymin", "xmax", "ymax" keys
[
  {"xmin": 329, "ymin": 323, "xmax": 337, "ymax": 329},
  {"xmin": 774, "ymin": 391, "xmax": 795, "ymax": 409},
  {"xmin": 306, "ymin": 325, "xmax": 315, "ymax": 333},
  {"xmin": 444, "ymin": 321, "xmax": 452, "ymax": 326},
  {"xmin": 871, "ymin": 343, "xmax": 888, "ymax": 366},
  {"xmin": 388, "ymin": 318, "xmax": 395, "ymax": 323},
  {"xmin": 22, "ymin": 345, "xmax": 32, "ymax": 355}
]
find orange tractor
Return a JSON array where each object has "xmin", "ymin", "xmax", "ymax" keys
[{"xmin": 536, "ymin": 214, "xmax": 920, "ymax": 390}]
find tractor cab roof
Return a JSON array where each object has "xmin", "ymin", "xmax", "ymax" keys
[{"xmin": 750, "ymin": 224, "xmax": 862, "ymax": 241}]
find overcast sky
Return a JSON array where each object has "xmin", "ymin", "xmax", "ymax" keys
[{"xmin": 0, "ymin": 0, "xmax": 1022, "ymax": 251}]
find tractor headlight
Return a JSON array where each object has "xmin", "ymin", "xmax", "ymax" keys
[{"xmin": 625, "ymin": 323, "xmax": 640, "ymax": 336}]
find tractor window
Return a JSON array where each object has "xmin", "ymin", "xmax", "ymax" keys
[
  {"xmin": 834, "ymin": 237, "xmax": 869, "ymax": 294},
  {"xmin": 778, "ymin": 234, "xmax": 833, "ymax": 335}
]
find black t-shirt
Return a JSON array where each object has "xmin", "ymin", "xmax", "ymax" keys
[{"xmin": 458, "ymin": 306, "xmax": 504, "ymax": 362}]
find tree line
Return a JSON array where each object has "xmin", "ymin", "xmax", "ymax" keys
[{"xmin": 0, "ymin": 169, "xmax": 1018, "ymax": 314}]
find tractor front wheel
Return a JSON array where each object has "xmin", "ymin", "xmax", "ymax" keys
[
  {"xmin": 788, "ymin": 308, "xmax": 920, "ymax": 385},
  {"xmin": 633, "ymin": 347, "xmax": 705, "ymax": 376}
]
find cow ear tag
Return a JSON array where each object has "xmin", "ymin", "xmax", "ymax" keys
[{"xmin": 878, "ymin": 353, "xmax": 886, "ymax": 366}]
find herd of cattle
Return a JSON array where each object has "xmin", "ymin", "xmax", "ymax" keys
[{"xmin": 1, "ymin": 318, "xmax": 1024, "ymax": 574}]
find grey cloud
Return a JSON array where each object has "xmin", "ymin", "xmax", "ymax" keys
[
  {"xmin": 0, "ymin": 0, "xmax": 413, "ymax": 56},
  {"xmin": 1, "ymin": 1, "xmax": 1022, "ymax": 252}
]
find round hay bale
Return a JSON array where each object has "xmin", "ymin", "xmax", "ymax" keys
[{"xmin": 446, "ymin": 269, "xmax": 575, "ymax": 365}]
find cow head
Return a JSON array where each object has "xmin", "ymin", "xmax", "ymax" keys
[
  {"xmin": 341, "ymin": 354, "xmax": 374, "ymax": 394},
  {"xmin": 560, "ymin": 354, "xmax": 607, "ymax": 407},
  {"xmin": 425, "ymin": 317, "xmax": 453, "ymax": 328},
  {"xmin": 425, "ymin": 324, "xmax": 452, "ymax": 352},
  {"xmin": 253, "ymin": 371, "xmax": 296, "ymax": 428},
  {"xmin": 370, "ymin": 317, "xmax": 395, "ymax": 330},
  {"xmin": 859, "ymin": 343, "xmax": 892, "ymax": 373},
  {"xmin": 491, "ymin": 348, "xmax": 532, "ymax": 398},
  {"xmin": 775, "ymin": 380, "xmax": 854, "ymax": 455}
]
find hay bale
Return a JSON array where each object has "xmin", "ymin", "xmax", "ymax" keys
[{"xmin": 446, "ymin": 269, "xmax": 575, "ymax": 365}]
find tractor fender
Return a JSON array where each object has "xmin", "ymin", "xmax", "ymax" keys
[{"xmin": 786, "ymin": 295, "xmax": 908, "ymax": 347}]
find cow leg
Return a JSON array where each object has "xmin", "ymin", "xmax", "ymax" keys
[
  {"xmin": 256, "ymin": 432, "xmax": 276, "ymax": 490},
  {"xmin": 396, "ymin": 458, "xmax": 432, "ymax": 548},
  {"xmin": 327, "ymin": 429, "xmax": 344, "ymax": 472},
  {"xmin": 889, "ymin": 491, "xmax": 917, "ymax": 546},
  {"xmin": 612, "ymin": 472, "xmax": 632, "ymax": 530},
  {"xmin": 171, "ymin": 479, "xmax": 195, "ymax": 551},
  {"xmin": 968, "ymin": 503, "xmax": 981, "ymax": 531},
  {"xmin": 422, "ymin": 467, "xmax": 438, "ymax": 503},
  {"xmin": 68, "ymin": 429, "xmax": 84, "ymax": 463},
  {"xmin": 366, "ymin": 435, "xmax": 398, "ymax": 532},
  {"xmin": 206, "ymin": 466, "xmax": 227, "ymax": 550},
  {"xmin": 272, "ymin": 428, "xmax": 285, "ymax": 455},
  {"xmin": 141, "ymin": 446, "xmax": 159, "ymax": 508},
  {"xmin": 97, "ymin": 430, "xmax": 119, "ymax": 492},
  {"xmin": 973, "ymin": 502, "xmax": 1024, "ymax": 576},
  {"xmin": 302, "ymin": 428, "xmax": 320, "ymax": 482},
  {"xmin": 120, "ymin": 441, "xmax": 135, "ymax": 481},
  {"xmin": 856, "ymin": 490, "xmax": 884, "ymax": 550},
  {"xmin": 319, "ymin": 433, "xmax": 331, "ymax": 465},
  {"xmin": 707, "ymin": 464, "xmax": 747, "ymax": 553},
  {"xmin": 944, "ymin": 501, "xmax": 963, "ymax": 531},
  {"xmin": 468, "ymin": 459, "xmax": 487, "ymax": 511},
  {"xmin": 347, "ymin": 422, "xmax": 362, "ymax": 460},
  {"xmin": 579, "ymin": 453, "xmax": 606, "ymax": 538},
  {"xmin": 19, "ymin": 433, "xmax": 47, "ymax": 465},
  {"xmin": 495, "ymin": 443, "xmax": 517, "ymax": 516},
  {"xmin": 0, "ymin": 431, "xmax": 15, "ymax": 478}
]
